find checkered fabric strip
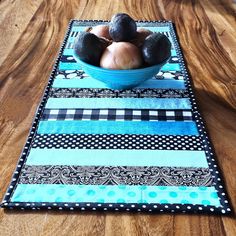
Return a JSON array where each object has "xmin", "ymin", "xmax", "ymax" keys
[{"xmin": 42, "ymin": 109, "xmax": 193, "ymax": 121}]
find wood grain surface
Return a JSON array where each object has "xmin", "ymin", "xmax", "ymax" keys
[{"xmin": 0, "ymin": 0, "xmax": 236, "ymax": 235}]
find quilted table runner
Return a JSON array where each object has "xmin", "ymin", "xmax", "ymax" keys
[{"xmin": 1, "ymin": 20, "xmax": 232, "ymax": 214}]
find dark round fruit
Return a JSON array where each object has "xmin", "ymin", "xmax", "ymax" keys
[
  {"xmin": 73, "ymin": 32, "xmax": 107, "ymax": 66},
  {"xmin": 109, "ymin": 13, "xmax": 137, "ymax": 42},
  {"xmin": 142, "ymin": 33, "xmax": 171, "ymax": 65}
]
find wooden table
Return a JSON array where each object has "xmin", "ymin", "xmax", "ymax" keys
[{"xmin": 0, "ymin": 0, "xmax": 235, "ymax": 235}]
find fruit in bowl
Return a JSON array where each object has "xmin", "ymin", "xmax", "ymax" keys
[
  {"xmin": 89, "ymin": 25, "xmax": 111, "ymax": 40},
  {"xmin": 142, "ymin": 33, "xmax": 172, "ymax": 65},
  {"xmin": 73, "ymin": 13, "xmax": 171, "ymax": 90},
  {"xmin": 100, "ymin": 42, "xmax": 143, "ymax": 70},
  {"xmin": 109, "ymin": 13, "xmax": 137, "ymax": 42},
  {"xmin": 73, "ymin": 32, "xmax": 109, "ymax": 66}
]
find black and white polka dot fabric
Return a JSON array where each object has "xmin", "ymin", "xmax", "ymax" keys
[{"xmin": 32, "ymin": 134, "xmax": 202, "ymax": 150}]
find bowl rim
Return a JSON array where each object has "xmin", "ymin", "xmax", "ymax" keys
[{"xmin": 73, "ymin": 52, "xmax": 169, "ymax": 74}]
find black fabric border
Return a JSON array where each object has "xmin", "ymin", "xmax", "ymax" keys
[
  {"xmin": 3, "ymin": 202, "xmax": 229, "ymax": 215},
  {"xmin": 1, "ymin": 20, "xmax": 233, "ymax": 215}
]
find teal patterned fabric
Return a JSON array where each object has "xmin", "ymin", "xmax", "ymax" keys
[{"xmin": 1, "ymin": 20, "xmax": 232, "ymax": 215}]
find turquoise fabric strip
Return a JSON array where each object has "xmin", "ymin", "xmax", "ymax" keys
[
  {"xmin": 70, "ymin": 26, "xmax": 88, "ymax": 32},
  {"xmin": 70, "ymin": 26, "xmax": 171, "ymax": 33},
  {"xmin": 53, "ymin": 77, "xmax": 107, "ymax": 88},
  {"xmin": 11, "ymin": 184, "xmax": 220, "ymax": 206},
  {"xmin": 58, "ymin": 62, "xmax": 180, "ymax": 71},
  {"xmin": 45, "ymin": 98, "xmax": 191, "ymax": 109},
  {"xmin": 63, "ymin": 49, "xmax": 76, "ymax": 55},
  {"xmin": 25, "ymin": 149, "xmax": 208, "ymax": 168},
  {"xmin": 52, "ymin": 77, "xmax": 185, "ymax": 89},
  {"xmin": 162, "ymin": 63, "xmax": 180, "ymax": 71},
  {"xmin": 59, "ymin": 62, "xmax": 81, "ymax": 70},
  {"xmin": 63, "ymin": 49, "xmax": 177, "ymax": 57},
  {"xmin": 37, "ymin": 120, "xmax": 198, "ymax": 135},
  {"xmin": 140, "ymin": 26, "xmax": 171, "ymax": 32}
]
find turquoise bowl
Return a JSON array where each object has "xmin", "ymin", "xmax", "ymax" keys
[{"xmin": 73, "ymin": 53, "xmax": 168, "ymax": 90}]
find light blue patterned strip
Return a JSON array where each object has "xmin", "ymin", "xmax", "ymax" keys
[
  {"xmin": 52, "ymin": 77, "xmax": 185, "ymax": 89},
  {"xmin": 37, "ymin": 120, "xmax": 198, "ymax": 135},
  {"xmin": 45, "ymin": 98, "xmax": 191, "ymax": 109},
  {"xmin": 58, "ymin": 62, "xmax": 180, "ymax": 71},
  {"xmin": 11, "ymin": 184, "xmax": 220, "ymax": 206},
  {"xmin": 25, "ymin": 149, "xmax": 208, "ymax": 168}
]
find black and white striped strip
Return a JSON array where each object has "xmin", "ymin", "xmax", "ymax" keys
[
  {"xmin": 32, "ymin": 134, "xmax": 203, "ymax": 150},
  {"xmin": 42, "ymin": 109, "xmax": 193, "ymax": 121}
]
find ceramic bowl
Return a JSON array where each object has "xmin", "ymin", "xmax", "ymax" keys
[{"xmin": 73, "ymin": 53, "xmax": 168, "ymax": 90}]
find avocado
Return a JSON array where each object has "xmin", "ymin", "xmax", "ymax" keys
[
  {"xmin": 142, "ymin": 33, "xmax": 171, "ymax": 65},
  {"xmin": 73, "ymin": 32, "xmax": 107, "ymax": 66},
  {"xmin": 109, "ymin": 13, "xmax": 137, "ymax": 42}
]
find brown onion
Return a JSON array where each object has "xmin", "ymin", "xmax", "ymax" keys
[
  {"xmin": 90, "ymin": 25, "xmax": 112, "ymax": 40},
  {"xmin": 100, "ymin": 42, "xmax": 143, "ymax": 70}
]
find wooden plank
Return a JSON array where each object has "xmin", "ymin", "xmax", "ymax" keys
[{"xmin": 0, "ymin": 0, "xmax": 43, "ymax": 65}]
